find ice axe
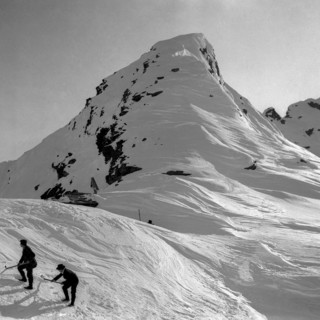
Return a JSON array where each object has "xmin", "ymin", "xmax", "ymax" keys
[
  {"xmin": 0, "ymin": 264, "xmax": 19, "ymax": 275},
  {"xmin": 40, "ymin": 275, "xmax": 63, "ymax": 284}
]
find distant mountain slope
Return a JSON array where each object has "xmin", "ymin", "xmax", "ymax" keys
[{"xmin": 263, "ymin": 98, "xmax": 320, "ymax": 157}]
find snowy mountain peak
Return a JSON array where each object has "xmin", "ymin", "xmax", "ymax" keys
[
  {"xmin": 1, "ymin": 33, "xmax": 320, "ymax": 206},
  {"xmin": 149, "ymin": 33, "xmax": 223, "ymax": 82},
  {"xmin": 67, "ymin": 33, "xmax": 224, "ymax": 139},
  {"xmin": 263, "ymin": 97, "xmax": 320, "ymax": 157},
  {"xmin": 0, "ymin": 33, "xmax": 226, "ymax": 201}
]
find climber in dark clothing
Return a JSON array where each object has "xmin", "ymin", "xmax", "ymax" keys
[
  {"xmin": 52, "ymin": 264, "xmax": 79, "ymax": 307},
  {"xmin": 18, "ymin": 239, "xmax": 37, "ymax": 290}
]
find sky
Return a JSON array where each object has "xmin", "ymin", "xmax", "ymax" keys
[{"xmin": 1, "ymin": 0, "xmax": 320, "ymax": 162}]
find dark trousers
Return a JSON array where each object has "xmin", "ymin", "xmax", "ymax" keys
[
  {"xmin": 63, "ymin": 280, "xmax": 79, "ymax": 304},
  {"xmin": 18, "ymin": 263, "xmax": 36, "ymax": 286}
]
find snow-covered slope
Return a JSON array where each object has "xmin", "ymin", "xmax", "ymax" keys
[
  {"xmin": 0, "ymin": 199, "xmax": 263, "ymax": 320},
  {"xmin": 1, "ymin": 33, "xmax": 319, "ymax": 203},
  {"xmin": 1, "ymin": 33, "xmax": 320, "ymax": 319},
  {"xmin": 0, "ymin": 33, "xmax": 224, "ymax": 199},
  {"xmin": 1, "ymin": 198, "xmax": 320, "ymax": 320},
  {"xmin": 263, "ymin": 98, "xmax": 320, "ymax": 157}
]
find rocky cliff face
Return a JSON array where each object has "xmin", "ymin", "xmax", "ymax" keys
[{"xmin": 263, "ymin": 98, "xmax": 320, "ymax": 157}]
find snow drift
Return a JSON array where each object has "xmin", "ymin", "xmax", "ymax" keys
[
  {"xmin": 1, "ymin": 197, "xmax": 320, "ymax": 320},
  {"xmin": 1, "ymin": 199, "xmax": 268, "ymax": 320}
]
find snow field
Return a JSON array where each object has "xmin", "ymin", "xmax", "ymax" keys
[{"xmin": 0, "ymin": 199, "xmax": 267, "ymax": 319}]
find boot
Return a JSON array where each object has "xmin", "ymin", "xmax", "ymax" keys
[{"xmin": 24, "ymin": 285, "xmax": 33, "ymax": 290}]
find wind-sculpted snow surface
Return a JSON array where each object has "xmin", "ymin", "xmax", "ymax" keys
[
  {"xmin": 1, "ymin": 196, "xmax": 320, "ymax": 319},
  {"xmin": 0, "ymin": 199, "xmax": 268, "ymax": 320}
]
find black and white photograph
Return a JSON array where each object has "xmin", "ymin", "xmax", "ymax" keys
[{"xmin": 0, "ymin": 1, "xmax": 319, "ymax": 319}]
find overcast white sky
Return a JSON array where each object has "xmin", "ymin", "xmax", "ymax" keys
[{"xmin": 1, "ymin": 0, "xmax": 320, "ymax": 162}]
